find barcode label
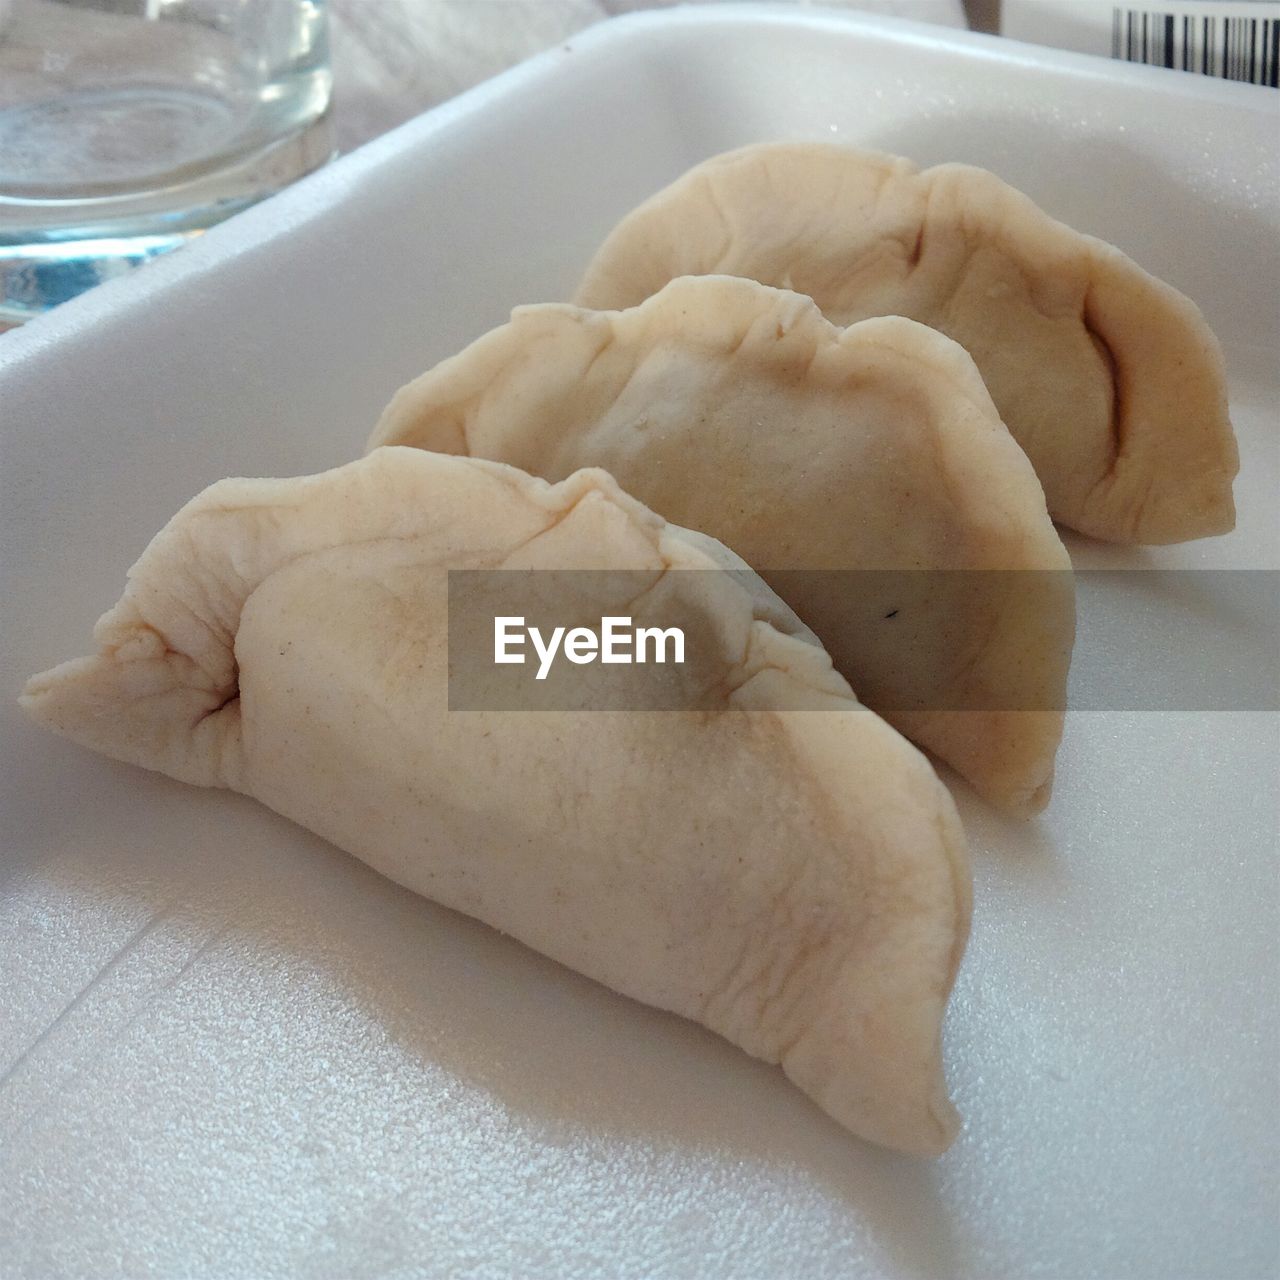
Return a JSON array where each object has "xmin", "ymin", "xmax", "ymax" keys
[{"xmin": 1112, "ymin": 8, "xmax": 1280, "ymax": 84}]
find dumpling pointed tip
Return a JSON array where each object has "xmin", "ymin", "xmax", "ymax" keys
[
  {"xmin": 999, "ymin": 769, "xmax": 1054, "ymax": 819},
  {"xmin": 784, "ymin": 1029, "xmax": 962, "ymax": 1157}
]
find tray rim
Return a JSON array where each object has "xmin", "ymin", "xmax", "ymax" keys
[{"xmin": 0, "ymin": 1, "xmax": 1276, "ymax": 384}]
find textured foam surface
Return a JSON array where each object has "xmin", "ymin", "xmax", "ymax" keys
[{"xmin": 1, "ymin": 8, "xmax": 1277, "ymax": 1278}]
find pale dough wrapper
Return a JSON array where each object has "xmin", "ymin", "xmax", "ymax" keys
[
  {"xmin": 574, "ymin": 143, "xmax": 1239, "ymax": 545},
  {"xmin": 21, "ymin": 447, "xmax": 970, "ymax": 1157},
  {"xmin": 371, "ymin": 276, "xmax": 1075, "ymax": 815}
]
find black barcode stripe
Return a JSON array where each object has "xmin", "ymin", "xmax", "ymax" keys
[{"xmin": 1112, "ymin": 8, "xmax": 1279, "ymax": 85}]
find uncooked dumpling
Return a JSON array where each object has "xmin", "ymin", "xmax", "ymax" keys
[
  {"xmin": 575, "ymin": 142, "xmax": 1238, "ymax": 544},
  {"xmin": 371, "ymin": 275, "xmax": 1075, "ymax": 815},
  {"xmin": 21, "ymin": 447, "xmax": 970, "ymax": 1156}
]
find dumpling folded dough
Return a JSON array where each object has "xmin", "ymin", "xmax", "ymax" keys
[
  {"xmin": 21, "ymin": 447, "xmax": 970, "ymax": 1156},
  {"xmin": 574, "ymin": 142, "xmax": 1239, "ymax": 545},
  {"xmin": 371, "ymin": 275, "xmax": 1076, "ymax": 815}
]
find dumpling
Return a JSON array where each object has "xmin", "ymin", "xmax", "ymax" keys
[
  {"xmin": 574, "ymin": 142, "xmax": 1239, "ymax": 545},
  {"xmin": 370, "ymin": 276, "xmax": 1075, "ymax": 815},
  {"xmin": 21, "ymin": 447, "xmax": 970, "ymax": 1156}
]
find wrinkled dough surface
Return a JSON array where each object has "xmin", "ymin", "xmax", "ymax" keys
[
  {"xmin": 371, "ymin": 276, "xmax": 1075, "ymax": 814},
  {"xmin": 575, "ymin": 143, "xmax": 1238, "ymax": 544},
  {"xmin": 22, "ymin": 448, "xmax": 970, "ymax": 1156}
]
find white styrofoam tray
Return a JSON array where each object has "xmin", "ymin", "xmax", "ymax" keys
[{"xmin": 1, "ymin": 7, "xmax": 1277, "ymax": 1278}]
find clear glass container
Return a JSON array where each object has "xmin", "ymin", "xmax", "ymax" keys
[{"xmin": 0, "ymin": 0, "xmax": 333, "ymax": 324}]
